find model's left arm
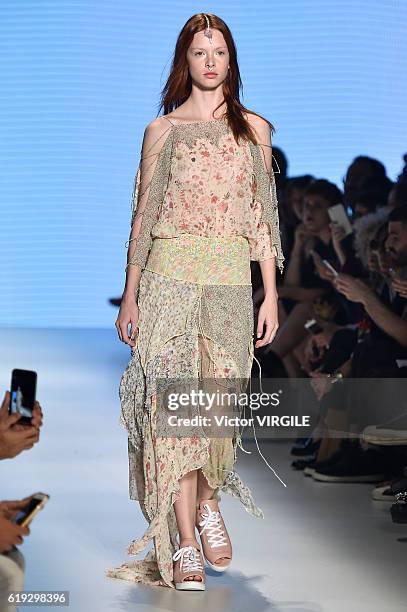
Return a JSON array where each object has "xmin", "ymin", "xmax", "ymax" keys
[{"xmin": 248, "ymin": 119, "xmax": 285, "ymax": 347}]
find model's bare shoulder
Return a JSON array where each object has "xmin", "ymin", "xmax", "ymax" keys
[
  {"xmin": 246, "ymin": 112, "xmax": 272, "ymax": 145},
  {"xmin": 144, "ymin": 116, "xmax": 173, "ymax": 137},
  {"xmin": 141, "ymin": 116, "xmax": 173, "ymax": 156}
]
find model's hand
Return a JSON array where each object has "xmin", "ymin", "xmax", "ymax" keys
[
  {"xmin": 115, "ymin": 294, "xmax": 139, "ymax": 347},
  {"xmin": 252, "ymin": 286, "xmax": 264, "ymax": 308},
  {"xmin": 255, "ymin": 294, "xmax": 279, "ymax": 348}
]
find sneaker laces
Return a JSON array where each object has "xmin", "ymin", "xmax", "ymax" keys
[
  {"xmin": 172, "ymin": 546, "xmax": 204, "ymax": 574},
  {"xmin": 198, "ymin": 504, "xmax": 227, "ymax": 548}
]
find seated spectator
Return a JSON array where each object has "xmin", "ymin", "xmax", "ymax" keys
[
  {"xmin": 352, "ymin": 188, "xmax": 388, "ymax": 218},
  {"xmin": 262, "ymin": 179, "xmax": 344, "ymax": 377},
  {"xmin": 340, "ymin": 205, "xmax": 407, "ymax": 375},
  {"xmin": 252, "ymin": 175, "xmax": 315, "ymax": 343},
  {"xmin": 0, "ymin": 391, "xmax": 43, "ymax": 612},
  {"xmin": 279, "ymin": 175, "xmax": 315, "ymax": 262},
  {"xmin": 388, "ymin": 180, "xmax": 407, "ymax": 210},
  {"xmin": 0, "ymin": 392, "xmax": 41, "ymax": 460},
  {"xmin": 395, "ymin": 152, "xmax": 407, "ymax": 185},
  {"xmin": 343, "ymin": 155, "xmax": 394, "ymax": 211},
  {"xmin": 299, "ymin": 205, "xmax": 407, "ymax": 482},
  {"xmin": 302, "ymin": 209, "xmax": 392, "ymax": 371}
]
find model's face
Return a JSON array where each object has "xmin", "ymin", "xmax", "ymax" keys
[{"xmin": 187, "ymin": 29, "xmax": 230, "ymax": 89}]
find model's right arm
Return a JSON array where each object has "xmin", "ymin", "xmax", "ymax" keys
[{"xmin": 117, "ymin": 117, "xmax": 173, "ymax": 346}]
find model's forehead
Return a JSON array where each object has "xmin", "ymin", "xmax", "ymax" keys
[{"xmin": 190, "ymin": 29, "xmax": 227, "ymax": 47}]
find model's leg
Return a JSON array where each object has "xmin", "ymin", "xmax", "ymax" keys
[
  {"xmin": 197, "ymin": 468, "xmax": 215, "ymax": 500},
  {"xmin": 173, "ymin": 468, "xmax": 202, "ymax": 581},
  {"xmin": 197, "ymin": 460, "xmax": 232, "ymax": 567},
  {"xmin": 196, "ymin": 336, "xmax": 234, "ymax": 568},
  {"xmin": 196, "ymin": 333, "xmax": 233, "ymax": 567}
]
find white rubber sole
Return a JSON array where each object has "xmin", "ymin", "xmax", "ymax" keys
[
  {"xmin": 363, "ymin": 434, "xmax": 407, "ymax": 446},
  {"xmin": 303, "ymin": 467, "xmax": 316, "ymax": 476},
  {"xmin": 371, "ymin": 492, "xmax": 396, "ymax": 502},
  {"xmin": 175, "ymin": 581, "xmax": 205, "ymax": 591},
  {"xmin": 312, "ymin": 471, "xmax": 384, "ymax": 483},
  {"xmin": 370, "ymin": 484, "xmax": 396, "ymax": 501}
]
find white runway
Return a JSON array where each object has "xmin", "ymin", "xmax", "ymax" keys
[{"xmin": 0, "ymin": 328, "xmax": 406, "ymax": 612}]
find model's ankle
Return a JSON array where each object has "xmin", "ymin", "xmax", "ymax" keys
[
  {"xmin": 196, "ymin": 494, "xmax": 215, "ymax": 504},
  {"xmin": 179, "ymin": 537, "xmax": 200, "ymax": 549}
]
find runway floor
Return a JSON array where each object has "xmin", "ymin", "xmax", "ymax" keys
[{"xmin": 0, "ymin": 328, "xmax": 406, "ymax": 612}]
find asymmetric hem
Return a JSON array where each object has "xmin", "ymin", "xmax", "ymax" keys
[{"xmin": 106, "ymin": 261, "xmax": 264, "ymax": 588}]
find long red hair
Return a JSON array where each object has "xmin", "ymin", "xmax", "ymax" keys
[{"xmin": 157, "ymin": 12, "xmax": 275, "ymax": 145}]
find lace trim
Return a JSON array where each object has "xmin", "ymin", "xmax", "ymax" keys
[
  {"xmin": 248, "ymin": 141, "xmax": 285, "ymax": 274},
  {"xmin": 126, "ymin": 126, "xmax": 175, "ymax": 270}
]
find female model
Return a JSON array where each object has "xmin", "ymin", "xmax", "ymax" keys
[{"xmin": 106, "ymin": 13, "xmax": 285, "ymax": 591}]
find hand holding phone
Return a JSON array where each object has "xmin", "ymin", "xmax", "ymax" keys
[
  {"xmin": 322, "ymin": 259, "xmax": 339, "ymax": 277},
  {"xmin": 9, "ymin": 369, "xmax": 37, "ymax": 425},
  {"xmin": 309, "ymin": 248, "xmax": 321, "ymax": 260},
  {"xmin": 328, "ymin": 204, "xmax": 353, "ymax": 236},
  {"xmin": 12, "ymin": 493, "xmax": 50, "ymax": 527},
  {"xmin": 0, "ymin": 513, "xmax": 30, "ymax": 553}
]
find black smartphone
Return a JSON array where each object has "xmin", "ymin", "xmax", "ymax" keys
[
  {"xmin": 14, "ymin": 493, "xmax": 50, "ymax": 527},
  {"xmin": 9, "ymin": 369, "xmax": 37, "ymax": 425}
]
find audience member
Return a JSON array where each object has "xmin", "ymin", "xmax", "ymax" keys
[{"xmin": 0, "ymin": 391, "xmax": 43, "ymax": 612}]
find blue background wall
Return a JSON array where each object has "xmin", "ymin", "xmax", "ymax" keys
[{"xmin": 1, "ymin": 1, "xmax": 406, "ymax": 327}]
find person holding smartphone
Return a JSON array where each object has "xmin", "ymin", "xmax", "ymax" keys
[
  {"xmin": 0, "ymin": 391, "xmax": 42, "ymax": 459},
  {"xmin": 0, "ymin": 498, "xmax": 34, "ymax": 612},
  {"xmin": 0, "ymin": 390, "xmax": 43, "ymax": 612}
]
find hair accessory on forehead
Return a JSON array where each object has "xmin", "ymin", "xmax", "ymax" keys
[{"xmin": 203, "ymin": 14, "xmax": 213, "ymax": 44}]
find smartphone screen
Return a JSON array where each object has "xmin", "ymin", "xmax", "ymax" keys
[
  {"xmin": 10, "ymin": 369, "xmax": 37, "ymax": 421},
  {"xmin": 14, "ymin": 493, "xmax": 49, "ymax": 526},
  {"xmin": 14, "ymin": 498, "xmax": 39, "ymax": 525}
]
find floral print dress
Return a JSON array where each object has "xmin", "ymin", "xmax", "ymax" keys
[{"xmin": 105, "ymin": 115, "xmax": 285, "ymax": 589}]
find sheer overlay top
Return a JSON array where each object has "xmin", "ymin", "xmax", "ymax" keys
[{"xmin": 126, "ymin": 115, "xmax": 285, "ymax": 274}]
